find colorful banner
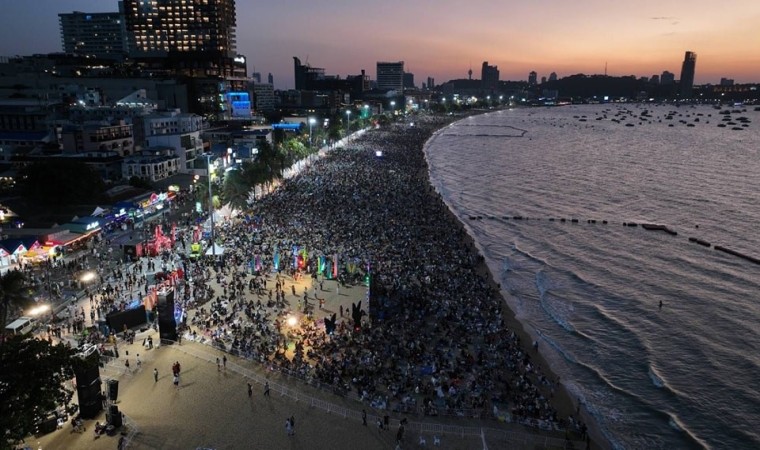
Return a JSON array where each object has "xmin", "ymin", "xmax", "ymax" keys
[
  {"xmin": 318, "ymin": 256, "xmax": 326, "ymax": 274},
  {"xmin": 273, "ymin": 245, "xmax": 280, "ymax": 271}
]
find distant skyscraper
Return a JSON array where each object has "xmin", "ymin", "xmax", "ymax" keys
[
  {"xmin": 403, "ymin": 72, "xmax": 415, "ymax": 89},
  {"xmin": 481, "ymin": 61, "xmax": 499, "ymax": 89},
  {"xmin": 268, "ymin": 73, "xmax": 274, "ymax": 85},
  {"xmin": 376, "ymin": 61, "xmax": 405, "ymax": 91},
  {"xmin": 528, "ymin": 71, "xmax": 537, "ymax": 85},
  {"xmin": 650, "ymin": 74, "xmax": 660, "ymax": 84},
  {"xmin": 251, "ymin": 72, "xmax": 262, "ymax": 83},
  {"xmin": 679, "ymin": 51, "xmax": 697, "ymax": 97},
  {"xmin": 661, "ymin": 71, "xmax": 675, "ymax": 85},
  {"xmin": 59, "ymin": 11, "xmax": 127, "ymax": 59},
  {"xmin": 120, "ymin": 0, "xmax": 237, "ymax": 57},
  {"xmin": 541, "ymin": 76, "xmax": 547, "ymax": 84},
  {"xmin": 426, "ymin": 77, "xmax": 435, "ymax": 90},
  {"xmin": 720, "ymin": 78, "xmax": 734, "ymax": 86},
  {"xmin": 548, "ymin": 72, "xmax": 558, "ymax": 82}
]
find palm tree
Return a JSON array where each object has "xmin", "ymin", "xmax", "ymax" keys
[{"xmin": 0, "ymin": 271, "xmax": 31, "ymax": 337}]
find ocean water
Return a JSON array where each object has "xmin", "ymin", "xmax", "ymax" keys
[{"xmin": 424, "ymin": 104, "xmax": 760, "ymax": 450}]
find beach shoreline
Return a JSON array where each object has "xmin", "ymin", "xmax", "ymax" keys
[{"xmin": 421, "ymin": 112, "xmax": 609, "ymax": 449}]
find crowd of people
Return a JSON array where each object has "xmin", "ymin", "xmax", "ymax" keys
[
  {"xmin": 181, "ymin": 117, "xmax": 568, "ymax": 431},
  {"xmin": 14, "ymin": 115, "xmax": 575, "ymax": 435}
]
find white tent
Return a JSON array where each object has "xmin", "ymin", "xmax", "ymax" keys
[
  {"xmin": 205, "ymin": 243, "xmax": 225, "ymax": 256},
  {"xmin": 92, "ymin": 206, "xmax": 107, "ymax": 216}
]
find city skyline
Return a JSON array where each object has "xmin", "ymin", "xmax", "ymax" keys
[{"xmin": 0, "ymin": 0, "xmax": 758, "ymax": 89}]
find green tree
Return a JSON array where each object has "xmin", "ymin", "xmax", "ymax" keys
[
  {"xmin": 0, "ymin": 271, "xmax": 31, "ymax": 338},
  {"xmin": 0, "ymin": 336, "xmax": 76, "ymax": 448},
  {"xmin": 220, "ymin": 168, "xmax": 249, "ymax": 209},
  {"xmin": 18, "ymin": 160, "xmax": 106, "ymax": 206}
]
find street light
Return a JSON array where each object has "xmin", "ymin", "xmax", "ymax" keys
[
  {"xmin": 345, "ymin": 110, "xmax": 351, "ymax": 145},
  {"xmin": 205, "ymin": 154, "xmax": 216, "ymax": 258},
  {"xmin": 390, "ymin": 100, "xmax": 395, "ymax": 114},
  {"xmin": 308, "ymin": 117, "xmax": 316, "ymax": 151}
]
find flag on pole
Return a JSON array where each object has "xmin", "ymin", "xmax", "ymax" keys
[{"xmin": 332, "ymin": 253, "xmax": 338, "ymax": 278}]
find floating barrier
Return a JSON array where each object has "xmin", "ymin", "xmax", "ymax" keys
[
  {"xmin": 714, "ymin": 246, "xmax": 760, "ymax": 265},
  {"xmin": 571, "ymin": 219, "xmax": 579, "ymax": 223},
  {"xmin": 641, "ymin": 223, "xmax": 678, "ymax": 236},
  {"xmin": 688, "ymin": 237, "xmax": 711, "ymax": 247}
]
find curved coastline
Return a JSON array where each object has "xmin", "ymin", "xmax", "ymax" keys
[{"xmin": 423, "ymin": 110, "xmax": 611, "ymax": 450}]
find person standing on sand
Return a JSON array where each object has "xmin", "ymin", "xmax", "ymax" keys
[
  {"xmin": 154, "ymin": 368, "xmax": 158, "ymax": 382},
  {"xmin": 247, "ymin": 382, "xmax": 252, "ymax": 398},
  {"xmin": 264, "ymin": 381, "xmax": 270, "ymax": 397},
  {"xmin": 173, "ymin": 374, "xmax": 179, "ymax": 389}
]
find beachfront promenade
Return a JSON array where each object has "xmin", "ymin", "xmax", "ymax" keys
[{"xmin": 25, "ymin": 115, "xmax": 591, "ymax": 449}]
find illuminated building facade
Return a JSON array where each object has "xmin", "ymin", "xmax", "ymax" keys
[
  {"xmin": 119, "ymin": 0, "xmax": 237, "ymax": 58},
  {"xmin": 59, "ymin": 12, "xmax": 127, "ymax": 59},
  {"xmin": 119, "ymin": 0, "xmax": 246, "ymax": 120}
]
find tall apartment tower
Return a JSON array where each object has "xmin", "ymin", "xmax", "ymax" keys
[
  {"xmin": 119, "ymin": 0, "xmax": 237, "ymax": 58},
  {"xmin": 376, "ymin": 61, "xmax": 405, "ymax": 92},
  {"xmin": 679, "ymin": 51, "xmax": 697, "ymax": 98},
  {"xmin": 528, "ymin": 71, "xmax": 538, "ymax": 85},
  {"xmin": 59, "ymin": 11, "xmax": 127, "ymax": 59},
  {"xmin": 481, "ymin": 62, "xmax": 499, "ymax": 90}
]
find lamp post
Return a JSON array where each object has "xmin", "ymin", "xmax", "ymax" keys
[
  {"xmin": 205, "ymin": 154, "xmax": 216, "ymax": 258},
  {"xmin": 390, "ymin": 100, "xmax": 395, "ymax": 115},
  {"xmin": 308, "ymin": 117, "xmax": 316, "ymax": 151},
  {"xmin": 345, "ymin": 110, "xmax": 351, "ymax": 145}
]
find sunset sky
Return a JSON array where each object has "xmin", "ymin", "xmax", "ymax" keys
[{"xmin": 0, "ymin": 0, "xmax": 758, "ymax": 88}]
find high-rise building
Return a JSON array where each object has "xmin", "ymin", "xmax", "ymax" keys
[
  {"xmin": 252, "ymin": 83, "xmax": 275, "ymax": 112},
  {"xmin": 403, "ymin": 72, "xmax": 415, "ymax": 89},
  {"xmin": 119, "ymin": 0, "xmax": 237, "ymax": 58},
  {"xmin": 679, "ymin": 51, "xmax": 697, "ymax": 97},
  {"xmin": 541, "ymin": 76, "xmax": 547, "ymax": 84},
  {"xmin": 376, "ymin": 61, "xmax": 405, "ymax": 92},
  {"xmin": 720, "ymin": 78, "xmax": 735, "ymax": 86},
  {"xmin": 650, "ymin": 74, "xmax": 660, "ymax": 84},
  {"xmin": 268, "ymin": 73, "xmax": 274, "ymax": 85},
  {"xmin": 548, "ymin": 72, "xmax": 558, "ymax": 82},
  {"xmin": 59, "ymin": 11, "xmax": 127, "ymax": 59},
  {"xmin": 119, "ymin": 0, "xmax": 243, "ymax": 119},
  {"xmin": 481, "ymin": 61, "xmax": 499, "ymax": 89},
  {"xmin": 426, "ymin": 77, "xmax": 435, "ymax": 90},
  {"xmin": 661, "ymin": 71, "xmax": 675, "ymax": 85},
  {"xmin": 528, "ymin": 71, "xmax": 537, "ymax": 85}
]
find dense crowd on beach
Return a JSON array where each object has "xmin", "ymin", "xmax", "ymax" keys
[
  {"xmin": 182, "ymin": 117, "xmax": 571, "ymax": 432},
  {"xmin": 18, "ymin": 115, "xmax": 579, "ymax": 436}
]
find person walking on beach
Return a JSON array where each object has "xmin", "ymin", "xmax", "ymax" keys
[
  {"xmin": 222, "ymin": 355, "xmax": 227, "ymax": 369},
  {"xmin": 362, "ymin": 409, "xmax": 367, "ymax": 426},
  {"xmin": 124, "ymin": 358, "xmax": 130, "ymax": 373},
  {"xmin": 173, "ymin": 374, "xmax": 179, "ymax": 389},
  {"xmin": 216, "ymin": 357, "xmax": 221, "ymax": 371},
  {"xmin": 153, "ymin": 368, "xmax": 158, "ymax": 382},
  {"xmin": 264, "ymin": 381, "xmax": 270, "ymax": 397},
  {"xmin": 247, "ymin": 382, "xmax": 253, "ymax": 398},
  {"xmin": 285, "ymin": 417, "xmax": 294, "ymax": 436}
]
